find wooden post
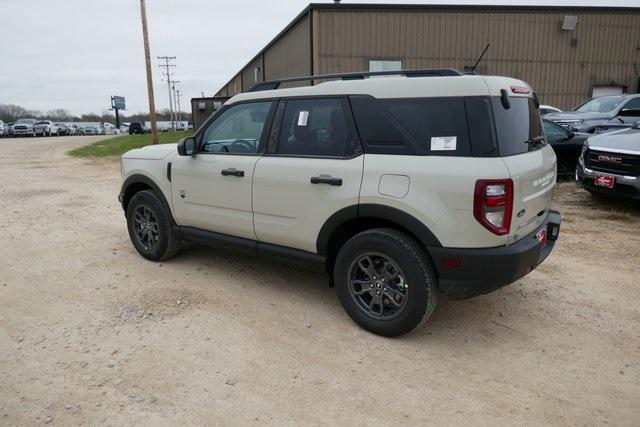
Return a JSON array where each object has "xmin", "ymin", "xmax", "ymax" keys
[{"xmin": 140, "ymin": 0, "xmax": 158, "ymax": 144}]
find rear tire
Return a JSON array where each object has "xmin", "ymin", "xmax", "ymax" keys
[
  {"xmin": 333, "ymin": 228, "xmax": 438, "ymax": 337},
  {"xmin": 126, "ymin": 190, "xmax": 182, "ymax": 261}
]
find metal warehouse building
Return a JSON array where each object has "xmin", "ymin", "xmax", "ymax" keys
[{"xmin": 214, "ymin": 3, "xmax": 640, "ymax": 110}]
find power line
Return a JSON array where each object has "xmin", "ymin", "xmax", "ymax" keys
[{"xmin": 157, "ymin": 55, "xmax": 176, "ymax": 131}]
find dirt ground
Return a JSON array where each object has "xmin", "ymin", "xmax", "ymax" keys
[{"xmin": 1, "ymin": 135, "xmax": 639, "ymax": 425}]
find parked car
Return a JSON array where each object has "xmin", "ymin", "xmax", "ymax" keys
[
  {"xmin": 118, "ymin": 70, "xmax": 562, "ymax": 337},
  {"xmin": 176, "ymin": 123, "xmax": 187, "ymax": 131},
  {"xmin": 128, "ymin": 122, "xmax": 147, "ymax": 135},
  {"xmin": 539, "ymin": 104, "xmax": 561, "ymax": 115},
  {"xmin": 543, "ymin": 119, "xmax": 589, "ymax": 176},
  {"xmin": 12, "ymin": 118, "xmax": 37, "ymax": 137},
  {"xmin": 6, "ymin": 122, "xmax": 15, "ymax": 137},
  {"xmin": 576, "ymin": 122, "xmax": 640, "ymax": 200},
  {"xmin": 82, "ymin": 125, "xmax": 102, "ymax": 136},
  {"xmin": 34, "ymin": 120, "xmax": 59, "ymax": 137},
  {"xmin": 119, "ymin": 123, "xmax": 130, "ymax": 133},
  {"xmin": 55, "ymin": 123, "xmax": 72, "ymax": 136},
  {"xmin": 0, "ymin": 120, "xmax": 5, "ymax": 137},
  {"xmin": 546, "ymin": 94, "xmax": 640, "ymax": 133}
]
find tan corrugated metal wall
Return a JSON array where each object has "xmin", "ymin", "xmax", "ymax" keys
[
  {"xmin": 215, "ymin": 15, "xmax": 311, "ymax": 96},
  {"xmin": 315, "ymin": 9, "xmax": 640, "ymax": 109},
  {"xmin": 265, "ymin": 15, "xmax": 310, "ymax": 85}
]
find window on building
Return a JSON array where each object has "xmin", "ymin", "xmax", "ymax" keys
[
  {"xmin": 277, "ymin": 98, "xmax": 359, "ymax": 157},
  {"xmin": 369, "ymin": 60, "xmax": 402, "ymax": 72}
]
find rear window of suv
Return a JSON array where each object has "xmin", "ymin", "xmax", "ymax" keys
[
  {"xmin": 350, "ymin": 95, "xmax": 542, "ymax": 157},
  {"xmin": 350, "ymin": 95, "xmax": 498, "ymax": 157},
  {"xmin": 491, "ymin": 97, "xmax": 544, "ymax": 156}
]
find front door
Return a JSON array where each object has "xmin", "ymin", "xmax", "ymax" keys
[
  {"xmin": 253, "ymin": 97, "xmax": 364, "ymax": 253},
  {"xmin": 171, "ymin": 100, "xmax": 275, "ymax": 239},
  {"xmin": 617, "ymin": 97, "xmax": 640, "ymax": 124}
]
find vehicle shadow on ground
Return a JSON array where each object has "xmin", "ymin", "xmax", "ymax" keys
[{"xmin": 170, "ymin": 242, "xmax": 535, "ymax": 343}]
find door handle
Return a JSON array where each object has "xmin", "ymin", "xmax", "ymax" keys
[
  {"xmin": 310, "ymin": 175, "xmax": 342, "ymax": 186},
  {"xmin": 221, "ymin": 168, "xmax": 245, "ymax": 177}
]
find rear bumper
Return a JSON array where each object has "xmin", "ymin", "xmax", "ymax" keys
[{"xmin": 430, "ymin": 210, "xmax": 561, "ymax": 299}]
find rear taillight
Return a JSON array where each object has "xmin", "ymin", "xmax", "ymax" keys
[{"xmin": 473, "ymin": 179, "xmax": 514, "ymax": 236}]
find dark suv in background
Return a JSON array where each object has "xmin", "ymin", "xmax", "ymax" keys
[
  {"xmin": 546, "ymin": 94, "xmax": 640, "ymax": 133},
  {"xmin": 128, "ymin": 122, "xmax": 148, "ymax": 135}
]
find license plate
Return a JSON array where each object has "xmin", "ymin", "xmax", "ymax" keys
[
  {"xmin": 594, "ymin": 174, "xmax": 615, "ymax": 188},
  {"xmin": 536, "ymin": 228, "xmax": 548, "ymax": 246}
]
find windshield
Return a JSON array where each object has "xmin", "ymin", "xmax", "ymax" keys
[
  {"xmin": 16, "ymin": 119, "xmax": 35, "ymax": 124},
  {"xmin": 491, "ymin": 97, "xmax": 544, "ymax": 156},
  {"xmin": 574, "ymin": 96, "xmax": 625, "ymax": 113}
]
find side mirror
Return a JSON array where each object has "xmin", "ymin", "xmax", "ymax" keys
[
  {"xmin": 177, "ymin": 137, "xmax": 197, "ymax": 156},
  {"xmin": 565, "ymin": 130, "xmax": 575, "ymax": 139}
]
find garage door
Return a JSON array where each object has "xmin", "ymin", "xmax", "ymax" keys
[{"xmin": 592, "ymin": 86, "xmax": 624, "ymax": 98}]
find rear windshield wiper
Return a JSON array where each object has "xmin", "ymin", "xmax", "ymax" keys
[{"xmin": 524, "ymin": 136, "xmax": 545, "ymax": 147}]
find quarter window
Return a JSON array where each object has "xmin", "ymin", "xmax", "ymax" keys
[
  {"xmin": 200, "ymin": 101, "xmax": 273, "ymax": 154},
  {"xmin": 277, "ymin": 98, "xmax": 360, "ymax": 157}
]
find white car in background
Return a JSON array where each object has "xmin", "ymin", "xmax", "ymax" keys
[
  {"xmin": 34, "ymin": 120, "xmax": 59, "ymax": 137},
  {"xmin": 0, "ymin": 120, "xmax": 5, "ymax": 136}
]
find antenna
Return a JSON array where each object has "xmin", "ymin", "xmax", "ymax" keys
[{"xmin": 463, "ymin": 44, "xmax": 490, "ymax": 75}]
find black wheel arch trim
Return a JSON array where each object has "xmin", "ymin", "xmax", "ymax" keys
[
  {"xmin": 316, "ymin": 204, "xmax": 443, "ymax": 255},
  {"xmin": 120, "ymin": 174, "xmax": 176, "ymax": 225}
]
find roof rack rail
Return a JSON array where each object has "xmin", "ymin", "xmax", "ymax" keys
[{"xmin": 247, "ymin": 68, "xmax": 462, "ymax": 92}]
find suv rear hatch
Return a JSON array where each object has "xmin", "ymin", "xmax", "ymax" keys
[{"xmin": 492, "ymin": 94, "xmax": 557, "ymax": 244}]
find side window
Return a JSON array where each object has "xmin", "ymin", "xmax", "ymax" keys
[
  {"xmin": 543, "ymin": 121, "xmax": 567, "ymax": 140},
  {"xmin": 200, "ymin": 101, "xmax": 273, "ymax": 154},
  {"xmin": 382, "ymin": 98, "xmax": 471, "ymax": 156},
  {"xmin": 277, "ymin": 98, "xmax": 360, "ymax": 157},
  {"xmin": 621, "ymin": 98, "xmax": 640, "ymax": 113}
]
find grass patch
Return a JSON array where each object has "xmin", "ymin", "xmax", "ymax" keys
[{"xmin": 68, "ymin": 131, "xmax": 190, "ymax": 157}]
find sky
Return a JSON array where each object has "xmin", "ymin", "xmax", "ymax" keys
[{"xmin": 0, "ymin": 0, "xmax": 638, "ymax": 116}]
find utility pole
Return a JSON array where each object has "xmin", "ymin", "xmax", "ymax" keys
[
  {"xmin": 175, "ymin": 89, "xmax": 182, "ymax": 123},
  {"xmin": 157, "ymin": 55, "xmax": 176, "ymax": 131},
  {"xmin": 171, "ymin": 80, "xmax": 181, "ymax": 125},
  {"xmin": 139, "ymin": 0, "xmax": 158, "ymax": 144}
]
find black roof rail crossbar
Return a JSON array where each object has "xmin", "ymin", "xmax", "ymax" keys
[{"xmin": 247, "ymin": 68, "xmax": 462, "ymax": 92}]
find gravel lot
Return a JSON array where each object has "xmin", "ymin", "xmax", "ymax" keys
[{"xmin": 1, "ymin": 135, "xmax": 639, "ymax": 425}]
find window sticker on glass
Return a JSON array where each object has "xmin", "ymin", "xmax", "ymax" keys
[
  {"xmin": 430, "ymin": 136, "xmax": 457, "ymax": 151},
  {"xmin": 297, "ymin": 111, "xmax": 309, "ymax": 126}
]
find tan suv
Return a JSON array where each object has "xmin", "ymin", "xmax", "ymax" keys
[{"xmin": 119, "ymin": 69, "xmax": 562, "ymax": 336}]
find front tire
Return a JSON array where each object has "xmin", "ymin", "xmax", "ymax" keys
[
  {"xmin": 126, "ymin": 190, "xmax": 182, "ymax": 261},
  {"xmin": 333, "ymin": 228, "xmax": 438, "ymax": 337}
]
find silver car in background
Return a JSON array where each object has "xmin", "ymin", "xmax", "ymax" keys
[
  {"xmin": 12, "ymin": 118, "xmax": 37, "ymax": 136},
  {"xmin": 576, "ymin": 122, "xmax": 640, "ymax": 200}
]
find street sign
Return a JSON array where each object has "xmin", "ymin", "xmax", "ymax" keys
[{"xmin": 111, "ymin": 96, "xmax": 126, "ymax": 110}]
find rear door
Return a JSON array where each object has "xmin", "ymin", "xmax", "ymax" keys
[
  {"xmin": 252, "ymin": 97, "xmax": 364, "ymax": 253},
  {"xmin": 492, "ymin": 96, "xmax": 557, "ymax": 243}
]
